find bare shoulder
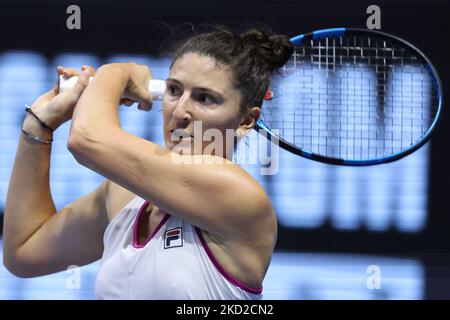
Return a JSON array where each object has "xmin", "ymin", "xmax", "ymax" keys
[
  {"xmin": 104, "ymin": 179, "xmax": 137, "ymax": 222},
  {"xmin": 219, "ymin": 164, "xmax": 277, "ymax": 246},
  {"xmin": 244, "ymin": 184, "xmax": 277, "ymax": 248},
  {"xmin": 235, "ymin": 167, "xmax": 277, "ymax": 236},
  {"xmin": 199, "ymin": 169, "xmax": 277, "ymax": 288}
]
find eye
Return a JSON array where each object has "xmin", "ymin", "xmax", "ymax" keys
[
  {"xmin": 196, "ymin": 93, "xmax": 215, "ymax": 105},
  {"xmin": 167, "ymin": 84, "xmax": 181, "ymax": 97}
]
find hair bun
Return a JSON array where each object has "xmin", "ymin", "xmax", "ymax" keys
[{"xmin": 239, "ymin": 29, "xmax": 294, "ymax": 70}]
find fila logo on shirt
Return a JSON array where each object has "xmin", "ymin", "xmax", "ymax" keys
[{"xmin": 164, "ymin": 227, "xmax": 183, "ymax": 249}]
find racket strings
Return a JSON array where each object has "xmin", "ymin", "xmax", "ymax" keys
[{"xmin": 261, "ymin": 34, "xmax": 438, "ymax": 161}]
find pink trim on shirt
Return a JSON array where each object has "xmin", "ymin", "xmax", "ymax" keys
[
  {"xmin": 132, "ymin": 200, "xmax": 170, "ymax": 248},
  {"xmin": 194, "ymin": 227, "xmax": 263, "ymax": 295}
]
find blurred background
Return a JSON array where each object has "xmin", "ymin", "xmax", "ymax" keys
[{"xmin": 0, "ymin": 0, "xmax": 449, "ymax": 299}]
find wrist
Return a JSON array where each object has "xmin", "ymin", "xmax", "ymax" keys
[
  {"xmin": 37, "ymin": 106, "xmax": 63, "ymax": 130},
  {"xmin": 22, "ymin": 109, "xmax": 55, "ymax": 140},
  {"xmin": 97, "ymin": 63, "xmax": 130, "ymax": 86},
  {"xmin": 22, "ymin": 117, "xmax": 54, "ymax": 141}
]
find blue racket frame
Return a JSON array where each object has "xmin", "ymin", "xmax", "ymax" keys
[{"xmin": 255, "ymin": 28, "xmax": 443, "ymax": 166}]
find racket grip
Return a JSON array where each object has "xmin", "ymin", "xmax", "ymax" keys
[{"xmin": 58, "ymin": 75, "xmax": 166, "ymax": 100}]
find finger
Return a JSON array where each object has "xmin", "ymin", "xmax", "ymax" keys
[
  {"xmin": 48, "ymin": 66, "xmax": 64, "ymax": 96},
  {"xmin": 55, "ymin": 66, "xmax": 64, "ymax": 92},
  {"xmin": 69, "ymin": 69, "xmax": 91, "ymax": 96},
  {"xmin": 119, "ymin": 98, "xmax": 133, "ymax": 106},
  {"xmin": 81, "ymin": 65, "xmax": 96, "ymax": 77},
  {"xmin": 62, "ymin": 67, "xmax": 80, "ymax": 80},
  {"xmin": 40, "ymin": 87, "xmax": 59, "ymax": 101},
  {"xmin": 122, "ymin": 98, "xmax": 134, "ymax": 106},
  {"xmin": 57, "ymin": 66, "xmax": 65, "ymax": 75},
  {"xmin": 33, "ymin": 82, "xmax": 60, "ymax": 105},
  {"xmin": 137, "ymin": 101, "xmax": 152, "ymax": 111},
  {"xmin": 135, "ymin": 85, "xmax": 153, "ymax": 111},
  {"xmin": 137, "ymin": 102, "xmax": 152, "ymax": 111}
]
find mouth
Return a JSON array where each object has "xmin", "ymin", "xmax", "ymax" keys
[{"xmin": 170, "ymin": 129, "xmax": 194, "ymax": 143}]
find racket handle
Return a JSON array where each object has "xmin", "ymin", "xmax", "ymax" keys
[{"xmin": 58, "ymin": 75, "xmax": 166, "ymax": 100}]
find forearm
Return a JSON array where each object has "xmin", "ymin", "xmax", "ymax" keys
[
  {"xmin": 3, "ymin": 114, "xmax": 56, "ymax": 259},
  {"xmin": 70, "ymin": 65, "xmax": 126, "ymax": 139}
]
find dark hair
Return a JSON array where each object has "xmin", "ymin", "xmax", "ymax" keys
[{"xmin": 171, "ymin": 27, "xmax": 294, "ymax": 113}]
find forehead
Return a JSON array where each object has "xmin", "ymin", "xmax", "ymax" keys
[{"xmin": 169, "ymin": 52, "xmax": 235, "ymax": 94}]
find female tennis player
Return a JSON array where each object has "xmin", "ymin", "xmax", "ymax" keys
[{"xmin": 3, "ymin": 28, "xmax": 293, "ymax": 299}]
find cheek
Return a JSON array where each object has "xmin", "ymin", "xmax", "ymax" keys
[
  {"xmin": 201, "ymin": 114, "xmax": 238, "ymax": 138},
  {"xmin": 215, "ymin": 106, "xmax": 242, "ymax": 129},
  {"xmin": 162, "ymin": 99, "xmax": 175, "ymax": 123}
]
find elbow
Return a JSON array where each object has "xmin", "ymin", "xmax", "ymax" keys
[
  {"xmin": 3, "ymin": 253, "xmax": 36, "ymax": 278},
  {"xmin": 67, "ymin": 132, "xmax": 84, "ymax": 157},
  {"xmin": 67, "ymin": 124, "xmax": 116, "ymax": 165},
  {"xmin": 67, "ymin": 124, "xmax": 87, "ymax": 154},
  {"xmin": 67, "ymin": 129, "xmax": 94, "ymax": 166}
]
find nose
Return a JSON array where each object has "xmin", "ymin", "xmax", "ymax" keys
[{"xmin": 172, "ymin": 92, "xmax": 192, "ymax": 123}]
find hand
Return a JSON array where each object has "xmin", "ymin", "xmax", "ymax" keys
[
  {"xmin": 99, "ymin": 62, "xmax": 153, "ymax": 111},
  {"xmin": 27, "ymin": 65, "xmax": 96, "ymax": 130}
]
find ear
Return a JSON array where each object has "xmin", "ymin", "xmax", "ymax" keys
[{"xmin": 237, "ymin": 106, "xmax": 261, "ymax": 137}]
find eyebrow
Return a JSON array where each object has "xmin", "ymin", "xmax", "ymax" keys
[{"xmin": 166, "ymin": 78, "xmax": 225, "ymax": 100}]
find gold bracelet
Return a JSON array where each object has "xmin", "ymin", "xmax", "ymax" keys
[{"xmin": 21, "ymin": 128, "xmax": 53, "ymax": 144}]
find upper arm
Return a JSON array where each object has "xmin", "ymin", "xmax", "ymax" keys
[
  {"xmin": 68, "ymin": 128, "xmax": 274, "ymax": 240},
  {"xmin": 178, "ymin": 164, "xmax": 276, "ymax": 239},
  {"xmin": 11, "ymin": 179, "xmax": 109, "ymax": 278}
]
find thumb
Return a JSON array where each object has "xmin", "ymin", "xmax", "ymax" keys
[
  {"xmin": 135, "ymin": 84, "xmax": 153, "ymax": 111},
  {"xmin": 70, "ymin": 70, "xmax": 91, "ymax": 96},
  {"xmin": 32, "ymin": 84, "xmax": 59, "ymax": 105}
]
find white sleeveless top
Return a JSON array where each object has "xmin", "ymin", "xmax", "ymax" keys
[{"xmin": 95, "ymin": 196, "xmax": 263, "ymax": 300}]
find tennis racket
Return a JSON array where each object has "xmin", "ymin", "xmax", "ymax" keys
[
  {"xmin": 59, "ymin": 27, "xmax": 443, "ymax": 166},
  {"xmin": 257, "ymin": 27, "xmax": 443, "ymax": 165}
]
